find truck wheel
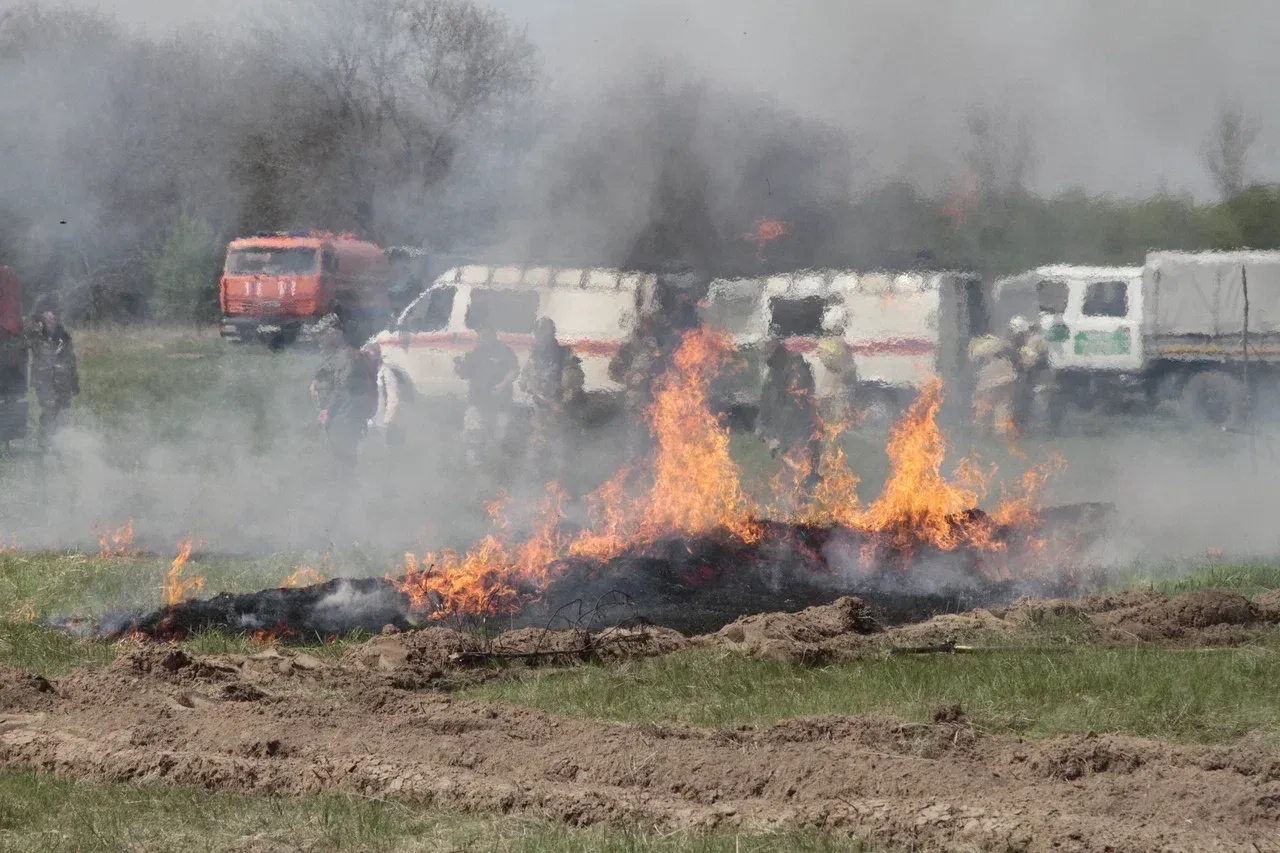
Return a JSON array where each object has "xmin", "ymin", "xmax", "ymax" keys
[{"xmin": 1180, "ymin": 371, "xmax": 1245, "ymax": 427}]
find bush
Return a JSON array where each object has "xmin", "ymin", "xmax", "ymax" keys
[{"xmin": 147, "ymin": 212, "xmax": 222, "ymax": 325}]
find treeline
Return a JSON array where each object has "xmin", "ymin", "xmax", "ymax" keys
[{"xmin": 0, "ymin": 1, "xmax": 1275, "ymax": 324}]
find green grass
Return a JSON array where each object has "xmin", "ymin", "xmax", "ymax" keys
[
  {"xmin": 0, "ymin": 771, "xmax": 876, "ymax": 853},
  {"xmin": 465, "ymin": 645, "xmax": 1280, "ymax": 747},
  {"xmin": 1111, "ymin": 561, "xmax": 1280, "ymax": 598},
  {"xmin": 0, "ymin": 551, "xmax": 339, "ymax": 620}
]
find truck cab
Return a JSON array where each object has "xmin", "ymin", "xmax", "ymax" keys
[{"xmin": 995, "ymin": 266, "xmax": 1145, "ymax": 374}]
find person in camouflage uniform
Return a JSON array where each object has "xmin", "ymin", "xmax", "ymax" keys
[
  {"xmin": 25, "ymin": 294, "xmax": 79, "ymax": 451},
  {"xmin": 520, "ymin": 317, "xmax": 582, "ymax": 484},
  {"xmin": 309, "ymin": 314, "xmax": 378, "ymax": 478},
  {"xmin": 757, "ymin": 342, "xmax": 821, "ymax": 497},
  {"xmin": 454, "ymin": 323, "xmax": 519, "ymax": 469}
]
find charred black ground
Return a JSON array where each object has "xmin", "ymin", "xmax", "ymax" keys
[{"xmin": 63, "ymin": 503, "xmax": 1114, "ymax": 642}]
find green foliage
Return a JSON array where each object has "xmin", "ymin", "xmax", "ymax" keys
[{"xmin": 146, "ymin": 212, "xmax": 223, "ymax": 325}]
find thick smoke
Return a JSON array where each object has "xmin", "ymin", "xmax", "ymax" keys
[{"xmin": 3, "ymin": 0, "xmax": 1280, "ymax": 585}]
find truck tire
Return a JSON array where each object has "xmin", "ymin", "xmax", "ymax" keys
[{"xmin": 1180, "ymin": 371, "xmax": 1245, "ymax": 427}]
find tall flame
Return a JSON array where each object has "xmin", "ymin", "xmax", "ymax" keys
[
  {"xmin": 162, "ymin": 536, "xmax": 203, "ymax": 607},
  {"xmin": 571, "ymin": 328, "xmax": 759, "ymax": 560}
]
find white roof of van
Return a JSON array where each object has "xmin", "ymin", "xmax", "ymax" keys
[
  {"xmin": 1147, "ymin": 250, "xmax": 1280, "ymax": 266},
  {"xmin": 433, "ymin": 265, "xmax": 652, "ymax": 291},
  {"xmin": 997, "ymin": 265, "xmax": 1143, "ymax": 285}
]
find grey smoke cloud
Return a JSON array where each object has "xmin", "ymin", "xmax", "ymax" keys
[{"xmin": 75, "ymin": 0, "xmax": 1280, "ymax": 199}]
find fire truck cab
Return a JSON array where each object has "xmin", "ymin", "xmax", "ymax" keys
[
  {"xmin": 219, "ymin": 231, "xmax": 391, "ymax": 347},
  {"xmin": 0, "ymin": 267, "xmax": 29, "ymax": 445}
]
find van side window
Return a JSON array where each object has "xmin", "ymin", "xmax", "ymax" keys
[
  {"xmin": 1036, "ymin": 280, "xmax": 1069, "ymax": 315},
  {"xmin": 322, "ymin": 251, "xmax": 338, "ymax": 274},
  {"xmin": 768, "ymin": 296, "xmax": 827, "ymax": 336},
  {"xmin": 465, "ymin": 289, "xmax": 539, "ymax": 334},
  {"xmin": 405, "ymin": 286, "xmax": 455, "ymax": 332},
  {"xmin": 1082, "ymin": 280, "xmax": 1128, "ymax": 318}
]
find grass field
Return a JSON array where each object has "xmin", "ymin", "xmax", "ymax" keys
[
  {"xmin": 2, "ymin": 326, "xmax": 1280, "ymax": 850},
  {"xmin": 0, "ymin": 772, "xmax": 873, "ymax": 853}
]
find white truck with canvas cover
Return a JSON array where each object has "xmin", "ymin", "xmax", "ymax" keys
[
  {"xmin": 994, "ymin": 252, "xmax": 1280, "ymax": 425},
  {"xmin": 373, "ymin": 265, "xmax": 652, "ymax": 408},
  {"xmin": 699, "ymin": 268, "xmax": 987, "ymax": 423}
]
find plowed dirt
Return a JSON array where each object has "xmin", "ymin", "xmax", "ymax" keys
[{"xmin": 3, "ymin": 591, "xmax": 1279, "ymax": 852}]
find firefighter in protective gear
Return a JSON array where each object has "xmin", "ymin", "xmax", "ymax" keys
[
  {"xmin": 969, "ymin": 315, "xmax": 1047, "ymax": 437},
  {"xmin": 816, "ymin": 337, "xmax": 859, "ymax": 424},
  {"xmin": 520, "ymin": 317, "xmax": 580, "ymax": 484},
  {"xmin": 25, "ymin": 294, "xmax": 78, "ymax": 451},
  {"xmin": 309, "ymin": 313, "xmax": 378, "ymax": 478},
  {"xmin": 1005, "ymin": 315, "xmax": 1049, "ymax": 435},
  {"xmin": 758, "ymin": 342, "xmax": 821, "ymax": 497},
  {"xmin": 609, "ymin": 313, "xmax": 665, "ymax": 461},
  {"xmin": 455, "ymin": 323, "xmax": 519, "ymax": 469}
]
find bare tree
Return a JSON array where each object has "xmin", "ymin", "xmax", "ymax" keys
[
  {"xmin": 964, "ymin": 103, "xmax": 1034, "ymax": 199},
  {"xmin": 252, "ymin": 0, "xmax": 538, "ymax": 241},
  {"xmin": 1203, "ymin": 102, "xmax": 1260, "ymax": 200}
]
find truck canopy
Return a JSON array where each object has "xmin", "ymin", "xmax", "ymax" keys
[{"xmin": 1144, "ymin": 250, "xmax": 1280, "ymax": 337}]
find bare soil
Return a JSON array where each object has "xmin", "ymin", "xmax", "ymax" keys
[{"xmin": 3, "ymin": 591, "xmax": 1279, "ymax": 852}]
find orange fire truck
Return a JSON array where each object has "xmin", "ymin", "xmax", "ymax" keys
[
  {"xmin": 219, "ymin": 231, "xmax": 391, "ymax": 347},
  {"xmin": 0, "ymin": 267, "xmax": 28, "ymax": 445}
]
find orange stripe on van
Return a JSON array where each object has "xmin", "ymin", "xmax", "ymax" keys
[
  {"xmin": 377, "ymin": 330, "xmax": 624, "ymax": 357},
  {"xmin": 783, "ymin": 337, "xmax": 937, "ymax": 356}
]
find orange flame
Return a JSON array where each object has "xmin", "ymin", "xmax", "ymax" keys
[
  {"xmin": 387, "ymin": 336, "xmax": 1065, "ymax": 618},
  {"xmin": 857, "ymin": 380, "xmax": 990, "ymax": 553},
  {"xmin": 162, "ymin": 536, "xmax": 203, "ymax": 607},
  {"xmin": 95, "ymin": 520, "xmax": 135, "ymax": 559},
  {"xmin": 571, "ymin": 328, "xmax": 760, "ymax": 560},
  {"xmin": 0, "ymin": 533, "xmax": 19, "ymax": 554},
  {"xmin": 281, "ymin": 566, "xmax": 327, "ymax": 588},
  {"xmin": 392, "ymin": 486, "xmax": 567, "ymax": 620},
  {"xmin": 743, "ymin": 218, "xmax": 789, "ymax": 249}
]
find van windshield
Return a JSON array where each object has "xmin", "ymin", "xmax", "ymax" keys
[
  {"xmin": 465, "ymin": 288, "xmax": 539, "ymax": 334},
  {"xmin": 226, "ymin": 247, "xmax": 318, "ymax": 276}
]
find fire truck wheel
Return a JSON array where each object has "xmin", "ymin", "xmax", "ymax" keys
[{"xmin": 1180, "ymin": 370, "xmax": 1245, "ymax": 428}]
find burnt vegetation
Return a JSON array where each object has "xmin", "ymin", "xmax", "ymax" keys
[{"xmin": 3, "ymin": 1, "xmax": 1280, "ymax": 324}]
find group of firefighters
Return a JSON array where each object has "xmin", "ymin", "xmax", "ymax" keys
[
  {"xmin": 305, "ymin": 286, "xmax": 1051, "ymax": 491},
  {"xmin": 2, "ymin": 284, "xmax": 1047, "ymax": 485}
]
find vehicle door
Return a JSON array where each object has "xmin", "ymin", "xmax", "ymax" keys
[
  {"xmin": 1058, "ymin": 277, "xmax": 1144, "ymax": 372},
  {"xmin": 378, "ymin": 283, "xmax": 468, "ymax": 398}
]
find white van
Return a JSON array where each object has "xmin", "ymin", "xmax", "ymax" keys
[
  {"xmin": 373, "ymin": 265, "xmax": 654, "ymax": 405},
  {"xmin": 700, "ymin": 268, "xmax": 985, "ymax": 417}
]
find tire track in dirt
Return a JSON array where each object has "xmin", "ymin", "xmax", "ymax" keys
[{"xmin": 2, "ymin": 666, "xmax": 1278, "ymax": 852}]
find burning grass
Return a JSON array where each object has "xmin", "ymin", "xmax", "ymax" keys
[{"xmin": 390, "ymin": 331, "xmax": 1072, "ymax": 626}]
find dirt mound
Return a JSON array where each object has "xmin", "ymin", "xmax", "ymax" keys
[
  {"xmin": 1257, "ymin": 589, "xmax": 1280, "ymax": 620},
  {"xmin": 0, "ymin": 667, "xmax": 58, "ymax": 713},
  {"xmin": 1098, "ymin": 589, "xmax": 1265, "ymax": 642},
  {"xmin": 700, "ymin": 597, "xmax": 879, "ymax": 662}
]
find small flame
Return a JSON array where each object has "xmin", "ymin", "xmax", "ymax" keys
[
  {"xmin": 162, "ymin": 536, "xmax": 203, "ymax": 607},
  {"xmin": 95, "ymin": 520, "xmax": 134, "ymax": 559},
  {"xmin": 392, "ymin": 486, "xmax": 567, "ymax": 620},
  {"xmin": 742, "ymin": 218, "xmax": 789, "ymax": 258},
  {"xmin": 281, "ymin": 566, "xmax": 327, "ymax": 588},
  {"xmin": 0, "ymin": 533, "xmax": 20, "ymax": 554}
]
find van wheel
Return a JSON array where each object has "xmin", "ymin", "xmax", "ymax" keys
[{"xmin": 1180, "ymin": 371, "xmax": 1245, "ymax": 427}]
